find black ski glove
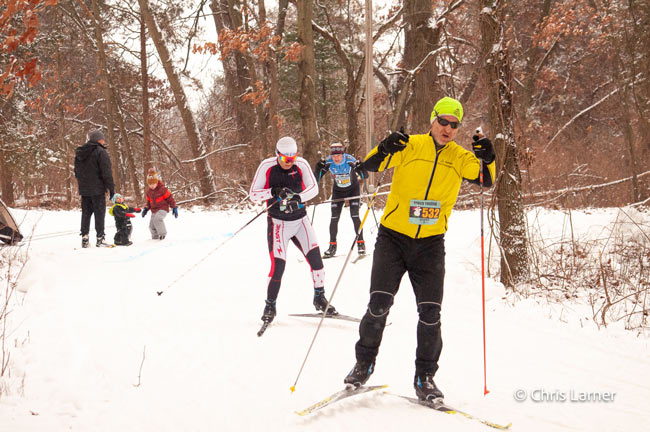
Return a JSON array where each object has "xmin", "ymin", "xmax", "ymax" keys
[
  {"xmin": 271, "ymin": 186, "xmax": 294, "ymax": 200},
  {"xmin": 379, "ymin": 128, "xmax": 409, "ymax": 155},
  {"xmin": 471, "ymin": 136, "xmax": 495, "ymax": 164},
  {"xmin": 142, "ymin": 207, "xmax": 149, "ymax": 218},
  {"xmin": 284, "ymin": 201, "xmax": 301, "ymax": 213},
  {"xmin": 350, "ymin": 160, "xmax": 367, "ymax": 179},
  {"xmin": 315, "ymin": 159, "xmax": 330, "ymax": 173},
  {"xmin": 282, "ymin": 196, "xmax": 303, "ymax": 214}
]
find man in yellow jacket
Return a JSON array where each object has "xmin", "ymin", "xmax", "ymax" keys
[{"xmin": 343, "ymin": 97, "xmax": 496, "ymax": 402}]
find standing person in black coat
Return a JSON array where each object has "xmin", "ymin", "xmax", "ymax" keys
[{"xmin": 74, "ymin": 129, "xmax": 115, "ymax": 248}]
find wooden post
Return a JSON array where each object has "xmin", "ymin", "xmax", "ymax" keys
[{"xmin": 365, "ymin": 0, "xmax": 374, "ymax": 182}]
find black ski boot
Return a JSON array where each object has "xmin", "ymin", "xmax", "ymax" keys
[
  {"xmin": 323, "ymin": 242, "xmax": 337, "ymax": 258},
  {"xmin": 357, "ymin": 240, "xmax": 366, "ymax": 255},
  {"xmin": 261, "ymin": 299, "xmax": 276, "ymax": 323},
  {"xmin": 313, "ymin": 288, "xmax": 337, "ymax": 315},
  {"xmin": 344, "ymin": 360, "xmax": 375, "ymax": 388},
  {"xmin": 414, "ymin": 373, "xmax": 444, "ymax": 401},
  {"xmin": 96, "ymin": 235, "xmax": 106, "ymax": 247},
  {"xmin": 81, "ymin": 234, "xmax": 89, "ymax": 249}
]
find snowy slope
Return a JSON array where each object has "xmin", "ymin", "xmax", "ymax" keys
[{"xmin": 1, "ymin": 205, "xmax": 649, "ymax": 431}]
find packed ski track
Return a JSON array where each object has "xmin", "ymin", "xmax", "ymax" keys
[{"xmin": 1, "ymin": 205, "xmax": 649, "ymax": 431}]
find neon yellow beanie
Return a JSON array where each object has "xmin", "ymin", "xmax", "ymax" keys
[{"xmin": 430, "ymin": 97, "xmax": 463, "ymax": 123}]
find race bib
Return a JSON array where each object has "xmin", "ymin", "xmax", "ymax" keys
[
  {"xmin": 334, "ymin": 174, "xmax": 351, "ymax": 187},
  {"xmin": 409, "ymin": 199, "xmax": 441, "ymax": 225}
]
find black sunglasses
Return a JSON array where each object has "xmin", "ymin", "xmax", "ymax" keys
[{"xmin": 436, "ymin": 116, "xmax": 460, "ymax": 129}]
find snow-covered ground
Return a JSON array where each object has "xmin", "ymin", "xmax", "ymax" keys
[{"xmin": 1, "ymin": 204, "xmax": 649, "ymax": 431}]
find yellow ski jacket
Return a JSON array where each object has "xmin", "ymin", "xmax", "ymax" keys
[{"xmin": 366, "ymin": 133, "xmax": 495, "ymax": 239}]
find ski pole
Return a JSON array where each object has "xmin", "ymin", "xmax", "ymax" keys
[
  {"xmin": 364, "ymin": 181, "xmax": 380, "ymax": 230},
  {"xmin": 290, "ymin": 154, "xmax": 394, "ymax": 393},
  {"xmin": 475, "ymin": 126, "xmax": 490, "ymax": 396},
  {"xmin": 311, "ymin": 151, "xmax": 324, "ymax": 224},
  {"xmin": 157, "ymin": 200, "xmax": 278, "ymax": 296},
  {"xmin": 310, "ymin": 200, "xmax": 317, "ymax": 224},
  {"xmin": 311, "ymin": 152, "xmax": 324, "ymax": 225},
  {"xmin": 308, "ymin": 189, "xmax": 390, "ymax": 207}
]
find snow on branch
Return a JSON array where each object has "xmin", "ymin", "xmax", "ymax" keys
[
  {"xmin": 526, "ymin": 170, "xmax": 650, "ymax": 198},
  {"xmin": 629, "ymin": 196, "xmax": 650, "ymax": 208},
  {"xmin": 181, "ymin": 143, "xmax": 249, "ymax": 164},
  {"xmin": 373, "ymin": 6, "xmax": 404, "ymax": 43},
  {"xmin": 445, "ymin": 0, "xmax": 466, "ymax": 17},
  {"xmin": 175, "ymin": 191, "xmax": 220, "ymax": 205},
  {"xmin": 392, "ymin": 46, "xmax": 446, "ymax": 77},
  {"xmin": 455, "ymin": 170, "xmax": 650, "ymax": 207}
]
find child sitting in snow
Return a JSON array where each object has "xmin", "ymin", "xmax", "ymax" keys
[
  {"xmin": 109, "ymin": 193, "xmax": 141, "ymax": 246},
  {"xmin": 142, "ymin": 168, "xmax": 178, "ymax": 240}
]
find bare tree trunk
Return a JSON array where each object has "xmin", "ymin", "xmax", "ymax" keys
[
  {"xmin": 0, "ymin": 148, "xmax": 14, "ymax": 206},
  {"xmin": 265, "ymin": 0, "xmax": 289, "ymax": 151},
  {"xmin": 480, "ymin": 0, "xmax": 529, "ymax": 288},
  {"xmin": 619, "ymin": 85, "xmax": 641, "ymax": 202},
  {"xmin": 66, "ymin": 139, "xmax": 74, "ymax": 204},
  {"xmin": 210, "ymin": 0, "xmax": 258, "ymax": 177},
  {"xmin": 140, "ymin": 15, "xmax": 153, "ymax": 183},
  {"xmin": 345, "ymin": 85, "xmax": 362, "ymax": 156},
  {"xmin": 226, "ymin": 1, "xmax": 268, "ymax": 158},
  {"xmin": 612, "ymin": 3, "xmax": 643, "ymax": 202},
  {"xmin": 520, "ymin": 0, "xmax": 553, "ymax": 112},
  {"xmin": 90, "ymin": 0, "xmax": 120, "ymax": 193},
  {"xmin": 403, "ymin": 0, "xmax": 441, "ymax": 132},
  {"xmin": 259, "ymin": 0, "xmax": 287, "ymax": 155},
  {"xmin": 625, "ymin": 0, "xmax": 650, "ymax": 162},
  {"xmin": 112, "ymin": 90, "xmax": 142, "ymax": 202},
  {"xmin": 266, "ymin": 49, "xmax": 280, "ymax": 151},
  {"xmin": 311, "ymin": 24, "xmax": 362, "ymax": 156},
  {"xmin": 297, "ymin": 0, "xmax": 319, "ymax": 164},
  {"xmin": 139, "ymin": 0, "xmax": 216, "ymax": 199},
  {"xmin": 390, "ymin": 77, "xmax": 411, "ymax": 132},
  {"xmin": 56, "ymin": 40, "xmax": 73, "ymax": 205}
]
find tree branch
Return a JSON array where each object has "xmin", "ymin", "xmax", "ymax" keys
[
  {"xmin": 543, "ymin": 76, "xmax": 647, "ymax": 152},
  {"xmin": 180, "ymin": 143, "xmax": 249, "ymax": 163}
]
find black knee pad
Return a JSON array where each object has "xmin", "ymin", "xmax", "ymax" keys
[
  {"xmin": 331, "ymin": 202, "xmax": 342, "ymax": 219},
  {"xmin": 368, "ymin": 291, "xmax": 394, "ymax": 317},
  {"xmin": 271, "ymin": 258, "xmax": 286, "ymax": 279},
  {"xmin": 349, "ymin": 201, "xmax": 360, "ymax": 217},
  {"xmin": 305, "ymin": 248, "xmax": 324, "ymax": 270},
  {"xmin": 417, "ymin": 302, "xmax": 441, "ymax": 326}
]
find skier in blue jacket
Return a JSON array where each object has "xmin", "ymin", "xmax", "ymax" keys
[{"xmin": 314, "ymin": 142, "xmax": 368, "ymax": 258}]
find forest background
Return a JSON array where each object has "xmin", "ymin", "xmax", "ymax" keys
[{"xmin": 1, "ymin": 0, "xmax": 649, "ymax": 323}]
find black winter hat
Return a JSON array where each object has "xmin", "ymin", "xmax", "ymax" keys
[{"xmin": 88, "ymin": 129, "xmax": 105, "ymax": 143}]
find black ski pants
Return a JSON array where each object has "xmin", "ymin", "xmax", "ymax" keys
[
  {"xmin": 266, "ymin": 215, "xmax": 324, "ymax": 302},
  {"xmin": 80, "ymin": 194, "xmax": 106, "ymax": 238},
  {"xmin": 329, "ymin": 185, "xmax": 363, "ymax": 244},
  {"xmin": 355, "ymin": 225, "xmax": 445, "ymax": 376}
]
